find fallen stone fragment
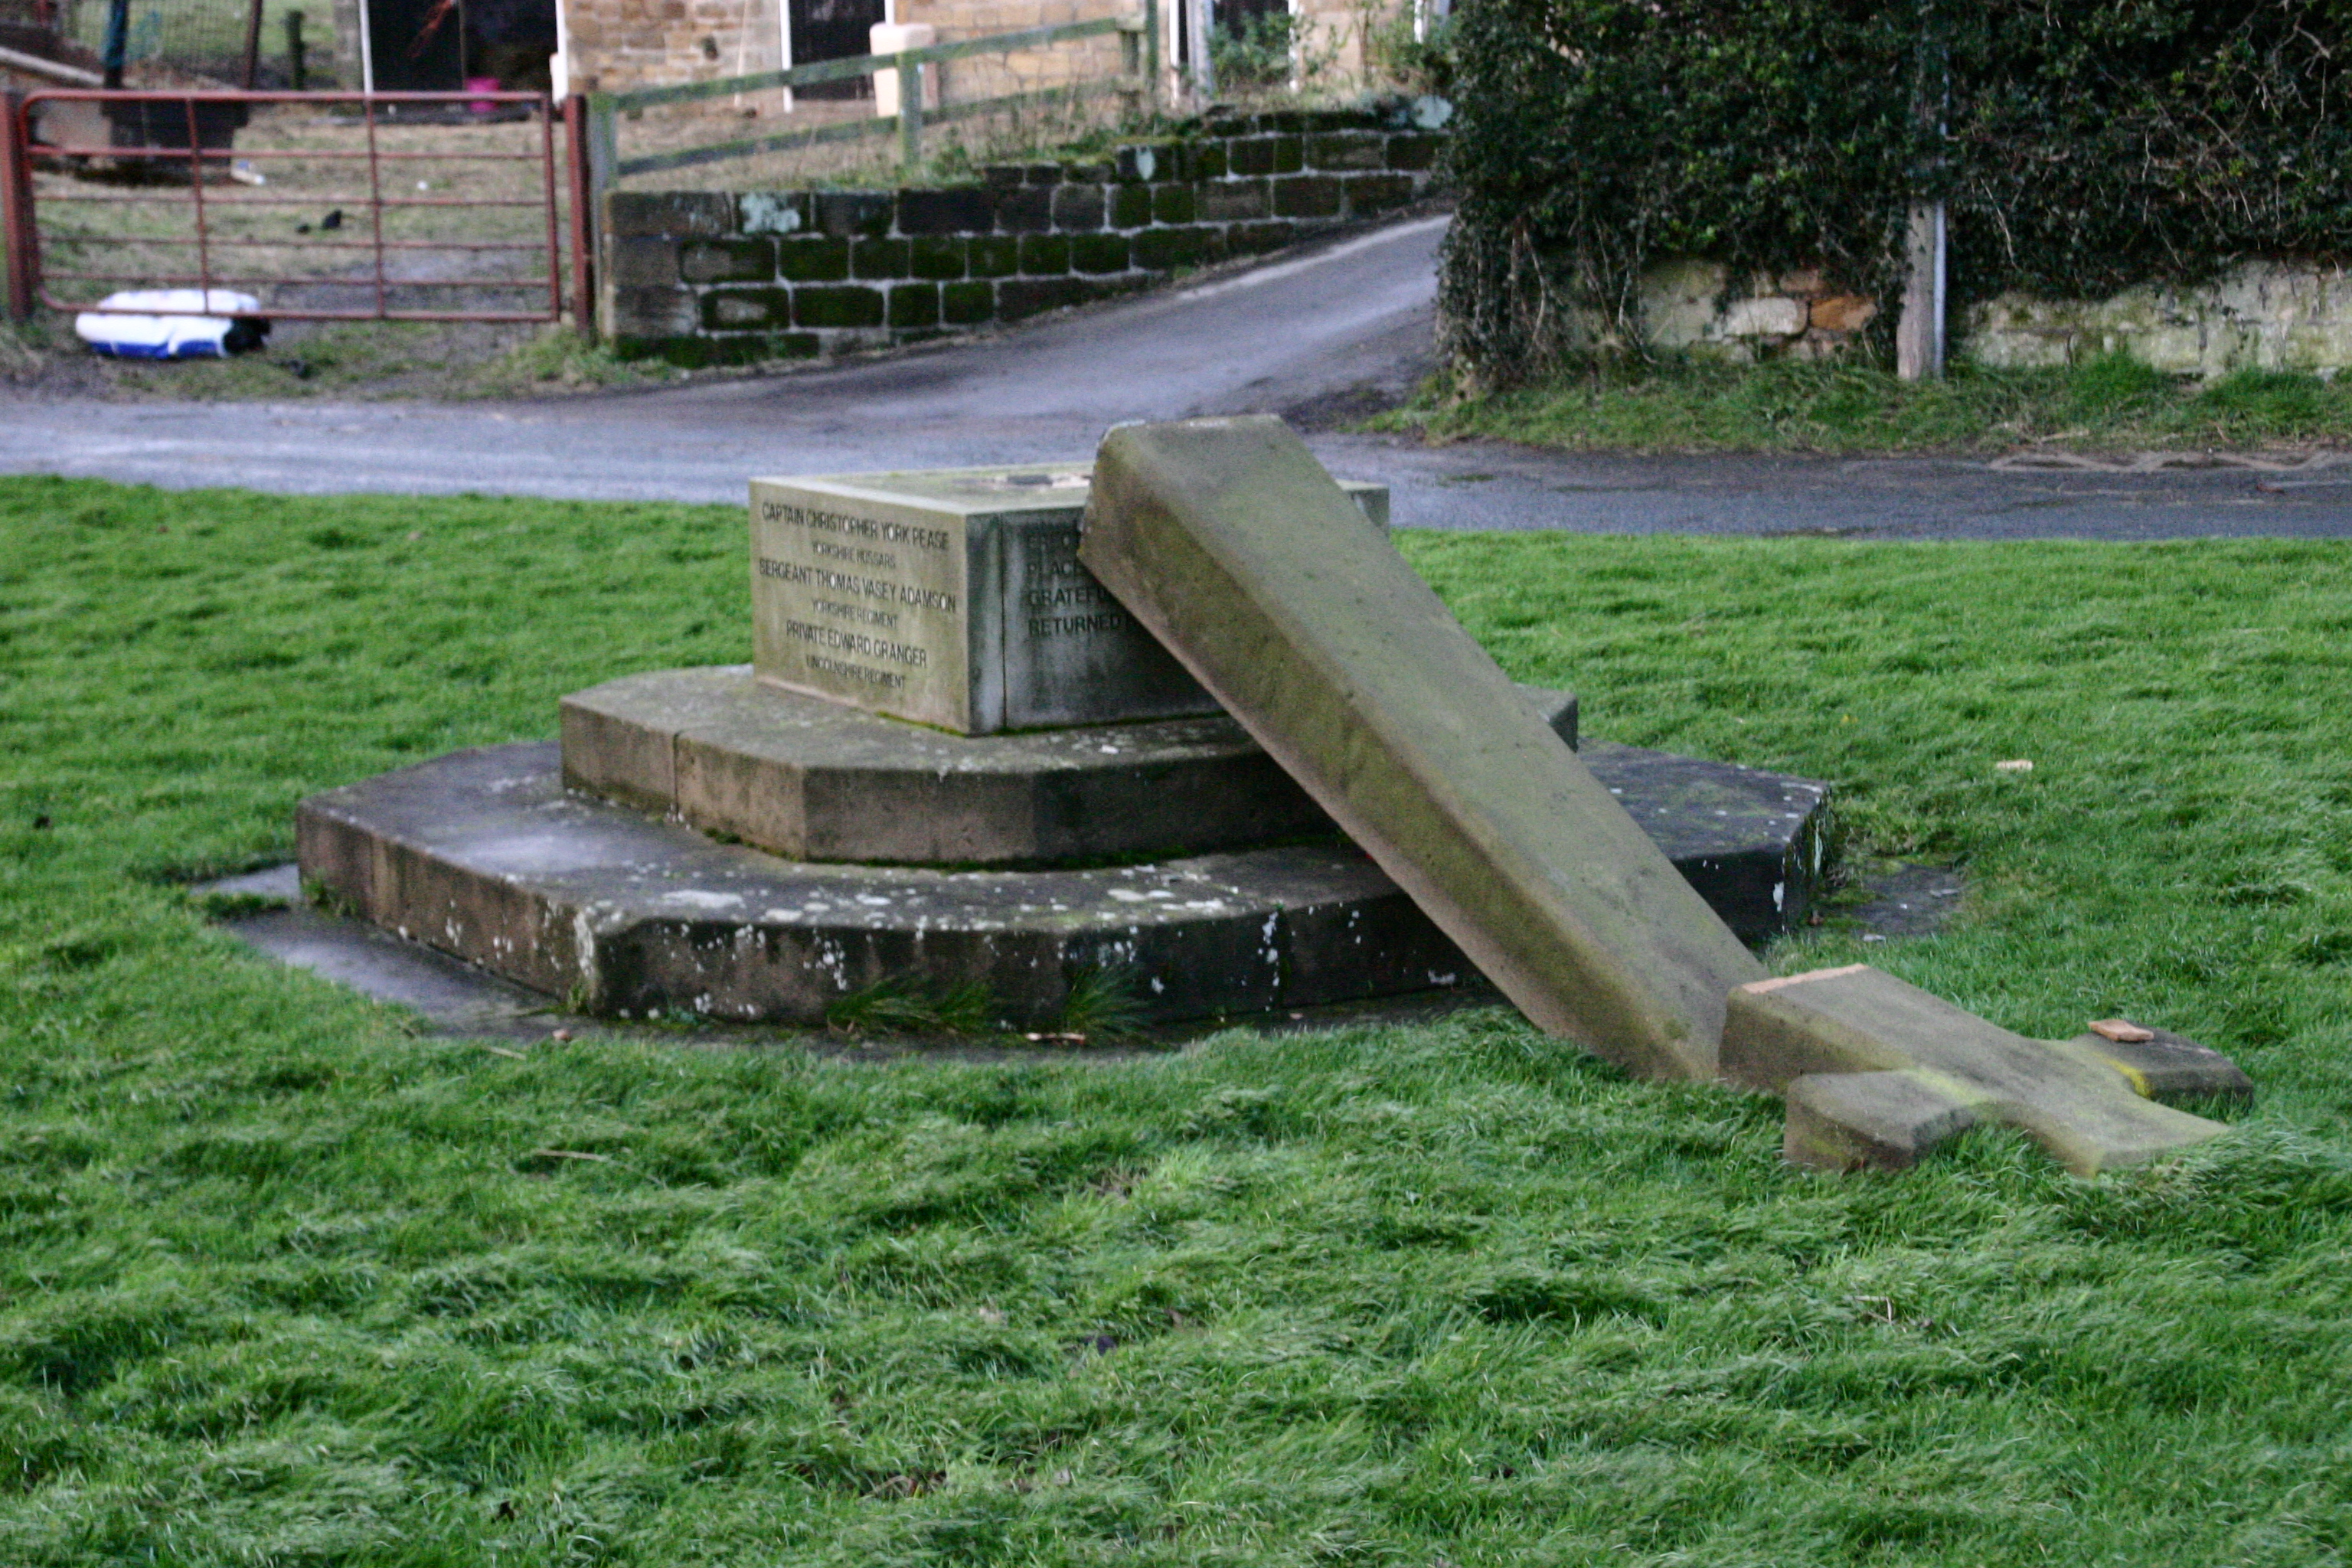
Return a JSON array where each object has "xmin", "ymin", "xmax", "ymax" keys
[
  {"xmin": 1722, "ymin": 964, "xmax": 2239, "ymax": 1174},
  {"xmin": 2086, "ymin": 1018, "xmax": 2154, "ymax": 1043},
  {"xmin": 1079, "ymin": 415, "xmax": 1766, "ymax": 1078},
  {"xmin": 2067, "ymin": 1024, "xmax": 2253, "ymax": 1104}
]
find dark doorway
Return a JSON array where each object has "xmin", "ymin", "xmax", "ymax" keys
[
  {"xmin": 789, "ymin": 0, "xmax": 884, "ymax": 99},
  {"xmin": 466, "ymin": 0, "xmax": 556, "ymax": 90},
  {"xmin": 367, "ymin": 0, "xmax": 466, "ymax": 92}
]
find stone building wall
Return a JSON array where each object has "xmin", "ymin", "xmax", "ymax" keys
[
  {"xmin": 600, "ymin": 105, "xmax": 1446, "ymax": 361},
  {"xmin": 559, "ymin": 0, "xmax": 782, "ymax": 97}
]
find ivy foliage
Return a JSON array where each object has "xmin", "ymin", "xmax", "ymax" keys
[{"xmin": 1441, "ymin": 0, "xmax": 2352, "ymax": 382}]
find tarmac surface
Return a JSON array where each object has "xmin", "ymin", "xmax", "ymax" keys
[{"xmin": 8, "ymin": 209, "xmax": 2352, "ymax": 537}]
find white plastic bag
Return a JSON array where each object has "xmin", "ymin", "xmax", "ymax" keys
[{"xmin": 74, "ymin": 289, "xmax": 270, "ymax": 360}]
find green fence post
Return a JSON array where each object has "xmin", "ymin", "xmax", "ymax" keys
[
  {"xmin": 898, "ymin": 53, "xmax": 924, "ymax": 169},
  {"xmin": 1143, "ymin": 0, "xmax": 1160, "ymax": 108},
  {"xmin": 585, "ymin": 93, "xmax": 619, "ymax": 338}
]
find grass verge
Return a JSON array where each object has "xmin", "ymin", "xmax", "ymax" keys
[
  {"xmin": 1374, "ymin": 352, "xmax": 2352, "ymax": 454},
  {"xmin": 1, "ymin": 315, "xmax": 667, "ymax": 400},
  {"xmin": 5, "ymin": 476, "xmax": 2352, "ymax": 1563}
]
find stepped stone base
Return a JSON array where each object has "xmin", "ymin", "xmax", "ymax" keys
[
  {"xmin": 560, "ymin": 666, "xmax": 1579, "ymax": 868},
  {"xmin": 299, "ymin": 743, "xmax": 1468, "ymax": 1027},
  {"xmin": 296, "ymin": 737, "xmax": 1832, "ymax": 1027}
]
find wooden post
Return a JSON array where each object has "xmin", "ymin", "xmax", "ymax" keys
[
  {"xmin": 1895, "ymin": 200, "xmax": 1945, "ymax": 381},
  {"xmin": 1188, "ymin": 0, "xmax": 1214, "ymax": 97},
  {"xmin": 242, "ymin": 0, "xmax": 266, "ymax": 88},
  {"xmin": 897, "ymin": 52, "xmax": 923, "ymax": 168},
  {"xmin": 1143, "ymin": 0, "xmax": 1160, "ymax": 108},
  {"xmin": 286, "ymin": 9, "xmax": 309, "ymax": 91},
  {"xmin": 0, "ymin": 90, "xmax": 34, "ymax": 323},
  {"xmin": 584, "ymin": 91, "xmax": 616, "ymax": 338},
  {"xmin": 564, "ymin": 93, "xmax": 597, "ymax": 341}
]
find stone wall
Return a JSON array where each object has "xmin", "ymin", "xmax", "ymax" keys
[
  {"xmin": 1625, "ymin": 256, "xmax": 2352, "ymax": 375},
  {"xmin": 1963, "ymin": 264, "xmax": 2352, "ymax": 376},
  {"xmin": 1633, "ymin": 260, "xmax": 1879, "ymax": 362},
  {"xmin": 601, "ymin": 106, "xmax": 1447, "ymax": 361}
]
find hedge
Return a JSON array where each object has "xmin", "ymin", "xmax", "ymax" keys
[{"xmin": 1439, "ymin": 0, "xmax": 2352, "ymax": 381}]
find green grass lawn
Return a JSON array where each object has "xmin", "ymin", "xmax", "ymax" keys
[
  {"xmin": 1377, "ymin": 353, "xmax": 2352, "ymax": 454},
  {"xmin": 8, "ymin": 475, "xmax": 2352, "ymax": 1564}
]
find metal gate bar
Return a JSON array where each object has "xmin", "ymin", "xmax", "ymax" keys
[{"xmin": 9, "ymin": 87, "xmax": 572, "ymax": 325}]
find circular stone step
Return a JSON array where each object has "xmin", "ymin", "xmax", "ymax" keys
[
  {"xmin": 297, "ymin": 743, "xmax": 1475, "ymax": 1028},
  {"xmin": 560, "ymin": 666, "xmax": 1580, "ymax": 869}
]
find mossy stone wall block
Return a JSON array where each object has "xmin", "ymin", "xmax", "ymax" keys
[
  {"xmin": 1230, "ymin": 136, "xmax": 1304, "ymax": 175},
  {"xmin": 772, "ymin": 331, "xmax": 822, "ymax": 358},
  {"xmin": 606, "ymin": 190, "xmax": 734, "ymax": 237},
  {"xmin": 852, "ymin": 237, "xmax": 912, "ymax": 279},
  {"xmin": 1199, "ymin": 179, "xmax": 1269, "ymax": 221},
  {"xmin": 1109, "ymin": 182, "xmax": 1155, "ymax": 228},
  {"xmin": 1306, "ymin": 130, "xmax": 1386, "ymax": 169},
  {"xmin": 605, "ymin": 235, "xmax": 681, "ymax": 288},
  {"xmin": 1150, "ymin": 183, "xmax": 1197, "ymax": 224},
  {"xmin": 1342, "ymin": 173, "xmax": 1416, "ymax": 215},
  {"xmin": 1132, "ymin": 225, "xmax": 1210, "ymax": 270},
  {"xmin": 888, "ymin": 281, "xmax": 940, "ymax": 328},
  {"xmin": 737, "ymin": 191, "xmax": 812, "ymax": 233},
  {"xmin": 908, "ymin": 236, "xmax": 967, "ymax": 279},
  {"xmin": 1113, "ymin": 143, "xmax": 1167, "ymax": 181},
  {"xmin": 1228, "ymin": 220, "xmax": 1297, "ymax": 254},
  {"xmin": 1192, "ymin": 142, "xmax": 1229, "ymax": 178},
  {"xmin": 968, "ymin": 235, "xmax": 1021, "ymax": 276},
  {"xmin": 1386, "ymin": 132, "xmax": 1442, "ymax": 170},
  {"xmin": 775, "ymin": 236, "xmax": 851, "ymax": 282},
  {"xmin": 1080, "ymin": 415, "xmax": 1766, "ymax": 1079},
  {"xmin": 1273, "ymin": 175, "xmax": 1343, "ymax": 218},
  {"xmin": 815, "ymin": 190, "xmax": 894, "ymax": 237},
  {"xmin": 898, "ymin": 185, "xmax": 995, "ymax": 234},
  {"xmin": 702, "ymin": 289, "xmax": 790, "ymax": 329},
  {"xmin": 680, "ymin": 237, "xmax": 777, "ymax": 284},
  {"xmin": 1018, "ymin": 233, "xmax": 1071, "ymax": 272},
  {"xmin": 1071, "ymin": 232, "xmax": 1132, "ymax": 273},
  {"xmin": 942, "ymin": 279, "xmax": 995, "ymax": 323},
  {"xmin": 793, "ymin": 284, "xmax": 887, "ymax": 328},
  {"xmin": 999, "ymin": 276, "xmax": 1089, "ymax": 318},
  {"xmin": 1024, "ymin": 162, "xmax": 1063, "ymax": 184},
  {"xmin": 1081, "ymin": 274, "xmax": 1149, "ymax": 304},
  {"xmin": 1051, "ymin": 183, "xmax": 1106, "ymax": 230},
  {"xmin": 982, "ymin": 163, "xmax": 1027, "ymax": 187},
  {"xmin": 996, "ymin": 186, "xmax": 1054, "ymax": 232},
  {"xmin": 608, "ymin": 285, "xmax": 699, "ymax": 338}
]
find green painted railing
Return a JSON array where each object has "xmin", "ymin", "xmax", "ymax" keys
[{"xmin": 585, "ymin": 3, "xmax": 1157, "ymax": 198}]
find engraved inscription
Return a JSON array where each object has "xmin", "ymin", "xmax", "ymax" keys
[
  {"xmin": 812, "ymin": 596, "xmax": 900, "ymax": 629},
  {"xmin": 1019, "ymin": 531, "xmax": 1129, "ymax": 638},
  {"xmin": 752, "ymin": 482, "xmax": 969, "ymax": 728},
  {"xmin": 758, "ymin": 499, "xmax": 952, "ymax": 554},
  {"xmin": 783, "ymin": 619, "xmax": 929, "ymax": 668}
]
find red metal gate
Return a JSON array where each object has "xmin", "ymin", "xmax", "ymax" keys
[{"xmin": 0, "ymin": 88, "xmax": 593, "ymax": 332}]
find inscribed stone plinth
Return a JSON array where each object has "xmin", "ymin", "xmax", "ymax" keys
[
  {"xmin": 1078, "ymin": 415, "xmax": 1767, "ymax": 1079},
  {"xmin": 750, "ymin": 464, "xmax": 1390, "ymax": 734}
]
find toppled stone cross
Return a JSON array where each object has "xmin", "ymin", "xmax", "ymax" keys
[
  {"xmin": 1079, "ymin": 414, "xmax": 2252, "ymax": 1174},
  {"xmin": 1726, "ymin": 964, "xmax": 2249, "ymax": 1174}
]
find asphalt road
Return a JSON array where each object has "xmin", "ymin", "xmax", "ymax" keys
[{"xmin": 8, "ymin": 210, "xmax": 2352, "ymax": 538}]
